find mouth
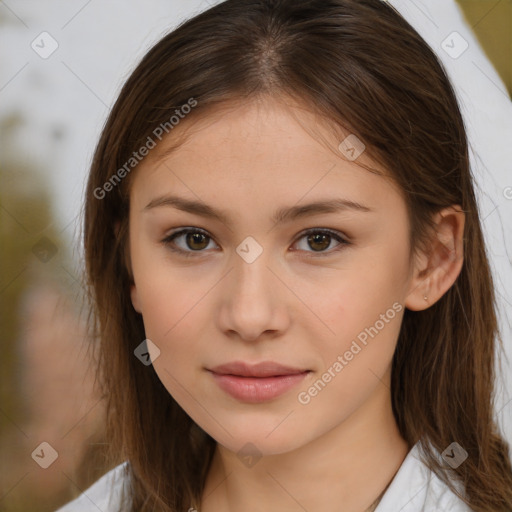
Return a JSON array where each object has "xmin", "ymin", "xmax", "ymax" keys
[
  {"xmin": 207, "ymin": 361, "xmax": 311, "ymax": 403},
  {"xmin": 209, "ymin": 360, "xmax": 309, "ymax": 377}
]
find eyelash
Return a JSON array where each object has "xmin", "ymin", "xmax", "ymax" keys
[{"xmin": 161, "ymin": 227, "xmax": 350, "ymax": 258}]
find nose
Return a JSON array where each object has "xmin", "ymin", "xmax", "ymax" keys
[{"xmin": 215, "ymin": 247, "xmax": 291, "ymax": 343}]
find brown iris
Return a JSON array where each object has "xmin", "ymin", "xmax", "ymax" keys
[
  {"xmin": 307, "ymin": 232, "xmax": 331, "ymax": 252},
  {"xmin": 185, "ymin": 232, "xmax": 210, "ymax": 250}
]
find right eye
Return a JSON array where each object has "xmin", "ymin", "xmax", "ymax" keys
[{"xmin": 161, "ymin": 228, "xmax": 219, "ymax": 257}]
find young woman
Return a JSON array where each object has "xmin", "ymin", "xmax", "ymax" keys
[{"xmin": 56, "ymin": 0, "xmax": 512, "ymax": 511}]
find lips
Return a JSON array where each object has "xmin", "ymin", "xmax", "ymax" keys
[
  {"xmin": 208, "ymin": 360, "xmax": 308, "ymax": 377},
  {"xmin": 207, "ymin": 361, "xmax": 311, "ymax": 403}
]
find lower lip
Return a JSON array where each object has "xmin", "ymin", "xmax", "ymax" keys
[{"xmin": 209, "ymin": 371, "xmax": 310, "ymax": 403}]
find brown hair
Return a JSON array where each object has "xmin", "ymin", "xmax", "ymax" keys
[{"xmin": 83, "ymin": 0, "xmax": 512, "ymax": 510}]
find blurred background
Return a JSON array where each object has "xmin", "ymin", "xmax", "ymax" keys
[
  {"xmin": 0, "ymin": 0, "xmax": 511, "ymax": 510},
  {"xmin": 459, "ymin": 0, "xmax": 511, "ymax": 93}
]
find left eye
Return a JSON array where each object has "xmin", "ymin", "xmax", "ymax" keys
[
  {"xmin": 293, "ymin": 229, "xmax": 348, "ymax": 254},
  {"xmin": 161, "ymin": 228, "xmax": 350, "ymax": 257}
]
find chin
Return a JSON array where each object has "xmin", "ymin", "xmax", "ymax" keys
[{"xmin": 198, "ymin": 415, "xmax": 312, "ymax": 457}]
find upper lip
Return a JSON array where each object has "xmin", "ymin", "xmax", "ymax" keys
[{"xmin": 208, "ymin": 361, "xmax": 309, "ymax": 377}]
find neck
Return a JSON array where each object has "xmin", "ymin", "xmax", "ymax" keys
[{"xmin": 200, "ymin": 374, "xmax": 410, "ymax": 512}]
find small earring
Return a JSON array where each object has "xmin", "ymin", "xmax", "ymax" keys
[{"xmin": 423, "ymin": 295, "xmax": 428, "ymax": 301}]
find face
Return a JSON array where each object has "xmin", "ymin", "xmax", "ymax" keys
[{"xmin": 128, "ymin": 97, "xmax": 416, "ymax": 456}]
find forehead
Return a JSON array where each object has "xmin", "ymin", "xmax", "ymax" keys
[
  {"xmin": 147, "ymin": 96, "xmax": 370, "ymax": 167},
  {"xmin": 129, "ymin": 97, "xmax": 403, "ymax": 217}
]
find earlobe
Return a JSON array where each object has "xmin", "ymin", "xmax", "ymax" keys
[
  {"xmin": 130, "ymin": 284, "xmax": 142, "ymax": 313},
  {"xmin": 405, "ymin": 206, "xmax": 465, "ymax": 311}
]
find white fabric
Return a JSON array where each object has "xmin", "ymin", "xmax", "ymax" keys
[
  {"xmin": 54, "ymin": 442, "xmax": 471, "ymax": 511},
  {"xmin": 54, "ymin": 461, "xmax": 130, "ymax": 512},
  {"xmin": 374, "ymin": 443, "xmax": 471, "ymax": 511}
]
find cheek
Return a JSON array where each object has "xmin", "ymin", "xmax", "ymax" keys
[
  {"xmin": 139, "ymin": 283, "xmax": 206, "ymax": 398},
  {"xmin": 131, "ymin": 239, "xmax": 196, "ymax": 334},
  {"xmin": 132, "ymin": 264, "xmax": 213, "ymax": 374},
  {"xmin": 315, "ymin": 244, "xmax": 408, "ymax": 363},
  {"xmin": 137, "ymin": 279, "xmax": 203, "ymax": 346},
  {"xmin": 297, "ymin": 278, "xmax": 404, "ymax": 420}
]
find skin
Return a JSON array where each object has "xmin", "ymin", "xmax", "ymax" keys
[{"xmin": 128, "ymin": 95, "xmax": 465, "ymax": 512}]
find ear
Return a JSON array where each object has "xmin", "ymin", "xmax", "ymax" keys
[
  {"xmin": 405, "ymin": 205, "xmax": 465, "ymax": 311},
  {"xmin": 130, "ymin": 283, "xmax": 142, "ymax": 313}
]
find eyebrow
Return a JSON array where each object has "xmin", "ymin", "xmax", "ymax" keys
[{"xmin": 144, "ymin": 194, "xmax": 373, "ymax": 225}]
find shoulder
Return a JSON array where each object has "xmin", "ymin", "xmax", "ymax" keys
[
  {"xmin": 54, "ymin": 461, "xmax": 130, "ymax": 512},
  {"xmin": 375, "ymin": 443, "xmax": 473, "ymax": 512}
]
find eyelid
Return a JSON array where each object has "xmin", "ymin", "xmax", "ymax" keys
[{"xmin": 161, "ymin": 226, "xmax": 351, "ymax": 257}]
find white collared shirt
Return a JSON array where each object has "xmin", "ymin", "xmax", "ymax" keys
[
  {"xmin": 55, "ymin": 442, "xmax": 472, "ymax": 511},
  {"xmin": 374, "ymin": 443, "xmax": 472, "ymax": 511}
]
